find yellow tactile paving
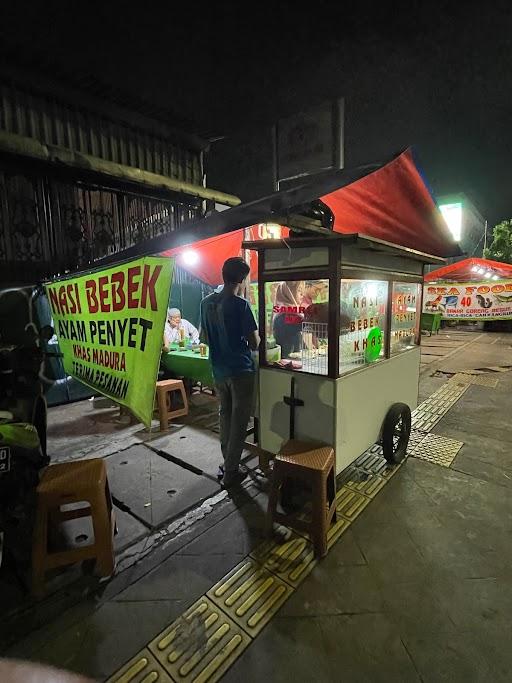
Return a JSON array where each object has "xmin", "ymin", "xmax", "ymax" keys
[
  {"xmin": 335, "ymin": 486, "xmax": 371, "ymax": 520},
  {"xmin": 382, "ymin": 461, "xmax": 404, "ymax": 479},
  {"xmin": 412, "ymin": 382, "xmax": 469, "ymax": 431},
  {"xmin": 250, "ymin": 532, "xmax": 317, "ymax": 588},
  {"xmin": 207, "ymin": 558, "xmax": 293, "ymax": 637},
  {"xmin": 353, "ymin": 447, "xmax": 402, "ymax": 479},
  {"xmin": 343, "ymin": 471, "xmax": 387, "ymax": 498},
  {"xmin": 450, "ymin": 372, "xmax": 499, "ymax": 388},
  {"xmin": 326, "ymin": 516, "xmax": 351, "ymax": 550},
  {"xmin": 107, "ymin": 378, "xmax": 476, "ymax": 683},
  {"xmin": 106, "ymin": 648, "xmax": 174, "ymax": 683},
  {"xmin": 408, "ymin": 429, "xmax": 429, "ymax": 453},
  {"xmin": 410, "ymin": 433, "xmax": 464, "ymax": 468},
  {"xmin": 148, "ymin": 596, "xmax": 251, "ymax": 683}
]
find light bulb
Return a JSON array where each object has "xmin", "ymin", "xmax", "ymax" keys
[{"xmin": 182, "ymin": 250, "xmax": 199, "ymax": 266}]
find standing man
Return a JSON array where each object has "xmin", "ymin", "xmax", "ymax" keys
[{"xmin": 200, "ymin": 257, "xmax": 259, "ymax": 488}]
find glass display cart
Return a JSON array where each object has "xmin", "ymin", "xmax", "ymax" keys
[{"xmin": 243, "ymin": 233, "xmax": 444, "ymax": 473}]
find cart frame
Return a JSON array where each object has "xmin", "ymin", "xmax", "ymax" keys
[{"xmin": 244, "ymin": 233, "xmax": 444, "ymax": 472}]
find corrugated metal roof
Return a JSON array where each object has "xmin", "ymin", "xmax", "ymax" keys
[{"xmin": 0, "ymin": 70, "xmax": 205, "ymax": 186}]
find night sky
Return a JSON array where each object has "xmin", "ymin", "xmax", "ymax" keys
[{"xmin": 1, "ymin": 1, "xmax": 511, "ymax": 224}]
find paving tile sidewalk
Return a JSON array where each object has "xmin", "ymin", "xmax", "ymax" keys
[{"xmin": 4, "ymin": 332, "xmax": 512, "ymax": 682}]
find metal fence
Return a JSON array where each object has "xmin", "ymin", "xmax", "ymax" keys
[{"xmin": 0, "ymin": 165, "xmax": 201, "ymax": 283}]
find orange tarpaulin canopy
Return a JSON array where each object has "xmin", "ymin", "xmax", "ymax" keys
[{"xmin": 425, "ymin": 258, "xmax": 512, "ymax": 282}]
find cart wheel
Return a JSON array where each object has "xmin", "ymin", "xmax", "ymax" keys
[{"xmin": 382, "ymin": 403, "xmax": 411, "ymax": 464}]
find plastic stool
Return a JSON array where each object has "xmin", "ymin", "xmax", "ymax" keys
[
  {"xmin": 31, "ymin": 458, "xmax": 115, "ymax": 597},
  {"xmin": 266, "ymin": 440, "xmax": 336, "ymax": 558},
  {"xmin": 155, "ymin": 379, "xmax": 189, "ymax": 430}
]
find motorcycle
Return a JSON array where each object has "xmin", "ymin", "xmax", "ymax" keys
[{"xmin": 0, "ymin": 325, "xmax": 55, "ymax": 570}]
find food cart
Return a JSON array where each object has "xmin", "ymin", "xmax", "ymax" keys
[
  {"xmin": 93, "ymin": 147, "xmax": 459, "ymax": 463},
  {"xmin": 244, "ymin": 233, "xmax": 444, "ymax": 473}
]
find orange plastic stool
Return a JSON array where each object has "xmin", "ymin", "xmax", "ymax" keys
[
  {"xmin": 31, "ymin": 458, "xmax": 116, "ymax": 597},
  {"xmin": 266, "ymin": 440, "xmax": 337, "ymax": 558},
  {"xmin": 155, "ymin": 379, "xmax": 189, "ymax": 430}
]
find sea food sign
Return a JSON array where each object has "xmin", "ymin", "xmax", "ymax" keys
[
  {"xmin": 45, "ymin": 257, "xmax": 173, "ymax": 425},
  {"xmin": 423, "ymin": 280, "xmax": 512, "ymax": 320}
]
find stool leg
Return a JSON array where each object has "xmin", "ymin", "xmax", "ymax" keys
[
  {"xmin": 327, "ymin": 467, "xmax": 337, "ymax": 524},
  {"xmin": 180, "ymin": 384, "xmax": 189, "ymax": 414},
  {"xmin": 91, "ymin": 490, "xmax": 115, "ymax": 578},
  {"xmin": 31, "ymin": 503, "xmax": 48, "ymax": 597},
  {"xmin": 311, "ymin": 475, "xmax": 328, "ymax": 558},
  {"xmin": 266, "ymin": 471, "xmax": 281, "ymax": 538},
  {"xmin": 105, "ymin": 478, "xmax": 118, "ymax": 536},
  {"xmin": 158, "ymin": 390, "xmax": 168, "ymax": 431}
]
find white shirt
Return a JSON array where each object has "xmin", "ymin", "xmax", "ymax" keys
[{"xmin": 164, "ymin": 318, "xmax": 200, "ymax": 346}]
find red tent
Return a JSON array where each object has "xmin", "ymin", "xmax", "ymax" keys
[
  {"xmin": 425, "ymin": 258, "xmax": 512, "ymax": 282},
  {"xmin": 99, "ymin": 148, "xmax": 459, "ymax": 283},
  {"xmin": 322, "ymin": 149, "xmax": 452, "ymax": 256},
  {"xmin": 162, "ymin": 225, "xmax": 291, "ymax": 284},
  {"xmin": 163, "ymin": 229, "xmax": 250, "ymax": 285}
]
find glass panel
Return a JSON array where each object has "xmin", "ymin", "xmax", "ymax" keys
[
  {"xmin": 264, "ymin": 279, "xmax": 329, "ymax": 374},
  {"xmin": 265, "ymin": 247, "xmax": 329, "ymax": 270},
  {"xmin": 248, "ymin": 283, "xmax": 259, "ymax": 323},
  {"xmin": 339, "ymin": 279, "xmax": 388, "ymax": 375},
  {"xmin": 391, "ymin": 282, "xmax": 421, "ymax": 354}
]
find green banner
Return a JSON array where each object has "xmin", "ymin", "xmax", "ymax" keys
[{"xmin": 45, "ymin": 256, "xmax": 174, "ymax": 426}]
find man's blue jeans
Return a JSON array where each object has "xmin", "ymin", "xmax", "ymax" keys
[{"xmin": 215, "ymin": 373, "xmax": 256, "ymax": 478}]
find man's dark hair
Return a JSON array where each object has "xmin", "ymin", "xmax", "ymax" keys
[{"xmin": 222, "ymin": 257, "xmax": 250, "ymax": 285}]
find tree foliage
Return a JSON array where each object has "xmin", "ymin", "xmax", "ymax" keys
[{"xmin": 484, "ymin": 219, "xmax": 512, "ymax": 264}]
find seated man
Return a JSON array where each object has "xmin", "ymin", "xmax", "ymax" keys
[{"xmin": 163, "ymin": 308, "xmax": 199, "ymax": 350}]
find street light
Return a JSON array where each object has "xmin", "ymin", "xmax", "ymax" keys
[{"xmin": 439, "ymin": 202, "xmax": 462, "ymax": 241}]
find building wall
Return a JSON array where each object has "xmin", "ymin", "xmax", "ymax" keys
[
  {"xmin": 0, "ymin": 75, "xmax": 206, "ymax": 284},
  {"xmin": 461, "ymin": 202, "xmax": 486, "ymax": 259}
]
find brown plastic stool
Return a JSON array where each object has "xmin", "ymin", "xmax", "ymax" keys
[
  {"xmin": 155, "ymin": 379, "xmax": 189, "ymax": 430},
  {"xmin": 266, "ymin": 440, "xmax": 337, "ymax": 558},
  {"xmin": 31, "ymin": 458, "xmax": 116, "ymax": 597}
]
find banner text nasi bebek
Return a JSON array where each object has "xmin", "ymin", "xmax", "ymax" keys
[{"xmin": 46, "ymin": 257, "xmax": 173, "ymax": 425}]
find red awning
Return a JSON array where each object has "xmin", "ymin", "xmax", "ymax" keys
[
  {"xmin": 425, "ymin": 258, "xmax": 512, "ymax": 282},
  {"xmin": 322, "ymin": 149, "xmax": 453, "ymax": 256},
  {"xmin": 162, "ymin": 226, "xmax": 290, "ymax": 285},
  {"xmin": 162, "ymin": 229, "xmax": 248, "ymax": 285},
  {"xmin": 159, "ymin": 148, "xmax": 457, "ymax": 286}
]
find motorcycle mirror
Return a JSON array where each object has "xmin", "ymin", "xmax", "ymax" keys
[{"xmin": 40, "ymin": 325, "xmax": 54, "ymax": 341}]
